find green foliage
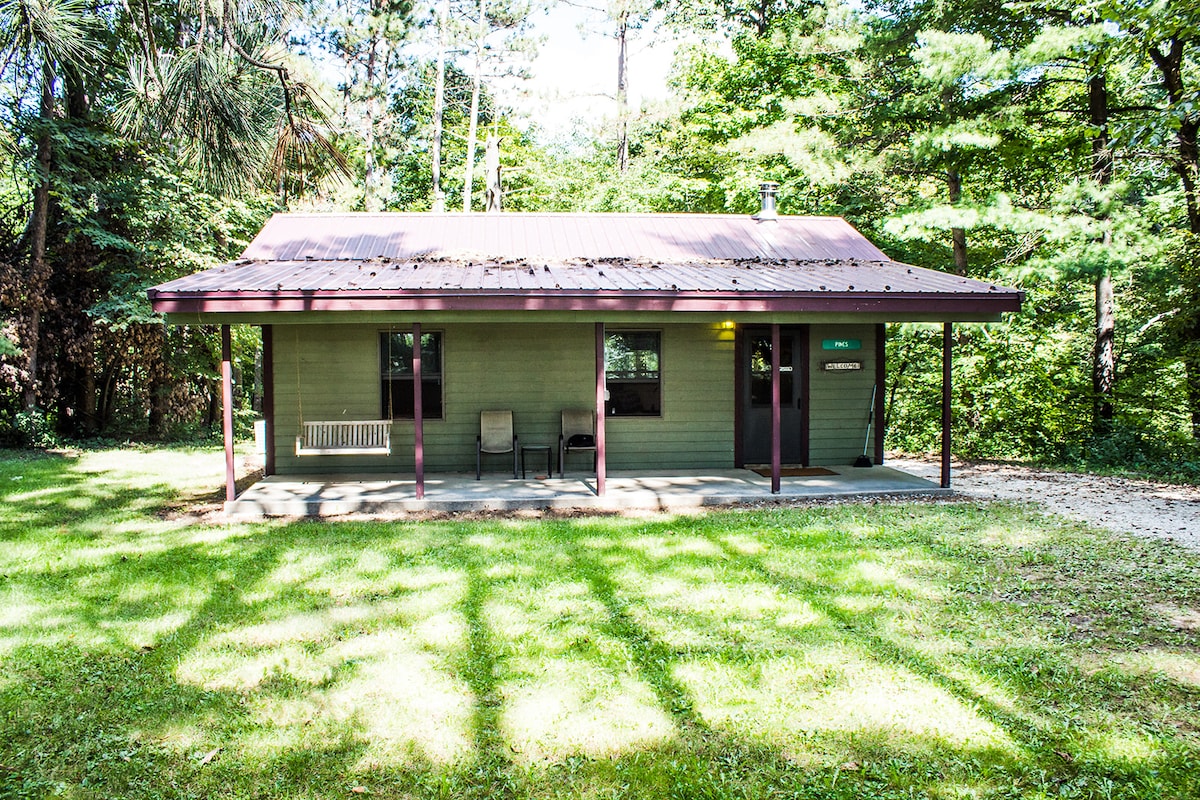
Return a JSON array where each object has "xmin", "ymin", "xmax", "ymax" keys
[
  {"xmin": 0, "ymin": 0, "xmax": 328, "ymax": 440},
  {"xmin": 7, "ymin": 110, "xmax": 273, "ymax": 438},
  {"xmin": 1063, "ymin": 424, "xmax": 1200, "ymax": 482},
  {"xmin": 153, "ymin": 44, "xmax": 280, "ymax": 193},
  {"xmin": 886, "ymin": 303, "xmax": 1089, "ymax": 461},
  {"xmin": 886, "ymin": 269, "xmax": 1196, "ymax": 478},
  {"xmin": 6, "ymin": 408, "xmax": 57, "ymax": 447},
  {"xmin": 640, "ymin": 0, "xmax": 1200, "ymax": 465}
]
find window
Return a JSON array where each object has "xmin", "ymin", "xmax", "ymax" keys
[
  {"xmin": 380, "ymin": 331, "xmax": 443, "ymax": 419},
  {"xmin": 606, "ymin": 331, "xmax": 660, "ymax": 416},
  {"xmin": 749, "ymin": 335, "xmax": 793, "ymax": 407}
]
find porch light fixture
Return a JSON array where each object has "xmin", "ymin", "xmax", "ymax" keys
[{"xmin": 721, "ymin": 320, "xmax": 736, "ymax": 330}]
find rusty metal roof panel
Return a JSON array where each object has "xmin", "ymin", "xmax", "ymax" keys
[
  {"xmin": 241, "ymin": 213, "xmax": 892, "ymax": 263},
  {"xmin": 152, "ymin": 255, "xmax": 1015, "ymax": 298}
]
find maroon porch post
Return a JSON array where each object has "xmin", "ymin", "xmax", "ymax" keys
[
  {"xmin": 800, "ymin": 324, "xmax": 810, "ymax": 467},
  {"xmin": 941, "ymin": 322, "xmax": 952, "ymax": 488},
  {"xmin": 874, "ymin": 323, "xmax": 886, "ymax": 466},
  {"xmin": 595, "ymin": 322, "xmax": 607, "ymax": 496},
  {"xmin": 221, "ymin": 324, "xmax": 236, "ymax": 502},
  {"xmin": 771, "ymin": 323, "xmax": 781, "ymax": 494},
  {"xmin": 733, "ymin": 325, "xmax": 744, "ymax": 468},
  {"xmin": 261, "ymin": 324, "xmax": 275, "ymax": 477},
  {"xmin": 413, "ymin": 323, "xmax": 425, "ymax": 499}
]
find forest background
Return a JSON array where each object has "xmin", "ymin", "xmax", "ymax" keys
[{"xmin": 1, "ymin": 0, "xmax": 1198, "ymax": 480}]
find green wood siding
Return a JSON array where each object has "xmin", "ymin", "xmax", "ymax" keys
[
  {"xmin": 274, "ymin": 325, "xmax": 392, "ymax": 474},
  {"xmin": 272, "ymin": 322, "xmax": 735, "ymax": 474},
  {"xmin": 606, "ymin": 325, "xmax": 735, "ymax": 470},
  {"xmin": 807, "ymin": 324, "xmax": 877, "ymax": 465}
]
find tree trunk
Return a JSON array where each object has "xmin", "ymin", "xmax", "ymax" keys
[
  {"xmin": 484, "ymin": 132, "xmax": 501, "ymax": 211},
  {"xmin": 462, "ymin": 0, "xmax": 486, "ymax": 213},
  {"xmin": 431, "ymin": 0, "xmax": 448, "ymax": 212},
  {"xmin": 54, "ymin": 360, "xmax": 77, "ymax": 437},
  {"xmin": 1190, "ymin": 316, "xmax": 1200, "ymax": 439},
  {"xmin": 947, "ymin": 169, "xmax": 967, "ymax": 275},
  {"xmin": 64, "ymin": 61, "xmax": 89, "ymax": 119},
  {"xmin": 252, "ymin": 339, "xmax": 263, "ymax": 413},
  {"xmin": 1093, "ymin": 266, "xmax": 1115, "ymax": 426},
  {"xmin": 363, "ymin": 1, "xmax": 381, "ymax": 212},
  {"xmin": 23, "ymin": 60, "xmax": 56, "ymax": 414},
  {"xmin": 616, "ymin": 11, "xmax": 629, "ymax": 174},
  {"xmin": 1149, "ymin": 38, "xmax": 1200, "ymax": 233},
  {"xmin": 1183, "ymin": 237, "xmax": 1200, "ymax": 438},
  {"xmin": 205, "ymin": 378, "xmax": 220, "ymax": 432},
  {"xmin": 55, "ymin": 335, "xmax": 97, "ymax": 438},
  {"xmin": 1090, "ymin": 69, "xmax": 1115, "ymax": 430},
  {"xmin": 98, "ymin": 358, "xmax": 121, "ymax": 432},
  {"xmin": 1149, "ymin": 37, "xmax": 1200, "ymax": 436},
  {"xmin": 81, "ymin": 356, "xmax": 97, "ymax": 435},
  {"xmin": 148, "ymin": 327, "xmax": 169, "ymax": 437}
]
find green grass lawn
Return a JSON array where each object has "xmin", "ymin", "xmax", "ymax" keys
[{"xmin": 1, "ymin": 447, "xmax": 1198, "ymax": 799}]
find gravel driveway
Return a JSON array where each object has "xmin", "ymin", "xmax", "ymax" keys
[{"xmin": 890, "ymin": 458, "xmax": 1200, "ymax": 552}]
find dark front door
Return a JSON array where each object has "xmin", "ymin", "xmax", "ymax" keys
[{"xmin": 741, "ymin": 328, "xmax": 806, "ymax": 465}]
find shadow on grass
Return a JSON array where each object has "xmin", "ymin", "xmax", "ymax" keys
[
  {"xmin": 566, "ymin": 537, "xmax": 709, "ymax": 735},
  {"xmin": 2, "ymin": 454, "xmax": 1199, "ymax": 799},
  {"xmin": 0, "ymin": 447, "xmax": 221, "ymax": 535},
  {"xmin": 705, "ymin": 532, "xmax": 1051, "ymax": 750},
  {"xmin": 456, "ymin": 546, "xmax": 517, "ymax": 798}
]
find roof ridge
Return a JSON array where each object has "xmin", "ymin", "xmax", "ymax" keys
[{"xmin": 265, "ymin": 211, "xmax": 850, "ymax": 220}]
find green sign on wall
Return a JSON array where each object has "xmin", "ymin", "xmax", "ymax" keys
[{"xmin": 821, "ymin": 338, "xmax": 862, "ymax": 351}]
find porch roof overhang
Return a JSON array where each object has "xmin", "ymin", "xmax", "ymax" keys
[
  {"xmin": 148, "ymin": 258, "xmax": 1022, "ymax": 321},
  {"xmin": 148, "ymin": 287, "xmax": 1019, "ymax": 316}
]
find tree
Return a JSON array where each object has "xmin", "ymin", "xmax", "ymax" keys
[
  {"xmin": 116, "ymin": 0, "xmax": 348, "ymax": 197},
  {"xmin": 0, "ymin": 0, "xmax": 93, "ymax": 415},
  {"xmin": 430, "ymin": 0, "xmax": 451, "ymax": 210},
  {"xmin": 1137, "ymin": 8, "xmax": 1200, "ymax": 437},
  {"xmin": 1, "ymin": 0, "xmax": 341, "ymax": 440},
  {"xmin": 454, "ymin": 0, "xmax": 537, "ymax": 211},
  {"xmin": 654, "ymin": 0, "xmax": 1196, "ymax": 462},
  {"xmin": 305, "ymin": 0, "xmax": 414, "ymax": 211}
]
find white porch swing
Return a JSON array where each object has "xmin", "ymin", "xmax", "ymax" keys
[{"xmin": 293, "ymin": 328, "xmax": 393, "ymax": 457}]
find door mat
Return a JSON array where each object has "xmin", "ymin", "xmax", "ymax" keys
[{"xmin": 749, "ymin": 466, "xmax": 838, "ymax": 478}]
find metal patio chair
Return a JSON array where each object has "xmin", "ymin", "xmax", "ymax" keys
[
  {"xmin": 477, "ymin": 410, "xmax": 518, "ymax": 479},
  {"xmin": 558, "ymin": 408, "xmax": 596, "ymax": 478}
]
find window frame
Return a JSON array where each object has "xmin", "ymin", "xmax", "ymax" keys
[
  {"xmin": 605, "ymin": 329, "xmax": 662, "ymax": 418},
  {"xmin": 379, "ymin": 330, "xmax": 445, "ymax": 420}
]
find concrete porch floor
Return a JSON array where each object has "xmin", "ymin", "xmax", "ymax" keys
[{"xmin": 226, "ymin": 463, "xmax": 948, "ymax": 517}]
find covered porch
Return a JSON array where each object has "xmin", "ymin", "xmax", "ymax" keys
[{"xmin": 224, "ymin": 463, "xmax": 945, "ymax": 517}]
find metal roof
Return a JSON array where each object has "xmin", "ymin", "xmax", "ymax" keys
[
  {"xmin": 239, "ymin": 212, "xmax": 892, "ymax": 262},
  {"xmin": 154, "ymin": 256, "xmax": 1005, "ymax": 295},
  {"xmin": 148, "ymin": 212, "xmax": 1023, "ymax": 317}
]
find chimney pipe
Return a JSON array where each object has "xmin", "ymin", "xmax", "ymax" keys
[{"xmin": 754, "ymin": 182, "xmax": 779, "ymax": 221}]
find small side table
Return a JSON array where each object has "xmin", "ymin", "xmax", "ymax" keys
[{"xmin": 521, "ymin": 444, "xmax": 552, "ymax": 478}]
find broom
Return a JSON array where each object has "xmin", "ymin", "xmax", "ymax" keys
[{"xmin": 854, "ymin": 385, "xmax": 877, "ymax": 467}]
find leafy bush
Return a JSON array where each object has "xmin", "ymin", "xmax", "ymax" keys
[
  {"xmin": 1062, "ymin": 425, "xmax": 1200, "ymax": 483},
  {"xmin": 8, "ymin": 409, "xmax": 58, "ymax": 449}
]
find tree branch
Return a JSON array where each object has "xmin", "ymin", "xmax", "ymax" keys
[{"xmin": 220, "ymin": 0, "xmax": 293, "ymax": 121}]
